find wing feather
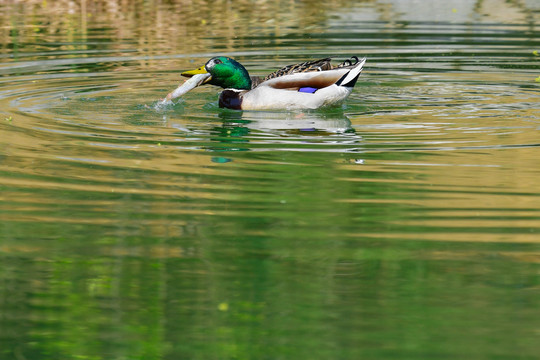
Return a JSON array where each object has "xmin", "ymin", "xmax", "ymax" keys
[
  {"xmin": 263, "ymin": 58, "xmax": 333, "ymax": 81},
  {"xmin": 260, "ymin": 69, "xmax": 351, "ymax": 90}
]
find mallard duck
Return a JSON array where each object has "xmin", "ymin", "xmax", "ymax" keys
[{"xmin": 163, "ymin": 56, "xmax": 366, "ymax": 110}]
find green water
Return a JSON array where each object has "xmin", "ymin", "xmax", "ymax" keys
[{"xmin": 1, "ymin": 1, "xmax": 540, "ymax": 359}]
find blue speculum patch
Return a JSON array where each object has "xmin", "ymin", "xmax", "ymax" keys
[{"xmin": 298, "ymin": 87, "xmax": 318, "ymax": 93}]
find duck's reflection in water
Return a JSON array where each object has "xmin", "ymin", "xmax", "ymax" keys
[
  {"xmin": 220, "ymin": 109, "xmax": 353, "ymax": 132},
  {"xmin": 203, "ymin": 109, "xmax": 363, "ymax": 154}
]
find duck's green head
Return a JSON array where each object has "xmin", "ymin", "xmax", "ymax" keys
[{"xmin": 181, "ymin": 57, "xmax": 251, "ymax": 90}]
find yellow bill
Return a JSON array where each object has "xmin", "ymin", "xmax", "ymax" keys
[{"xmin": 181, "ymin": 66, "xmax": 209, "ymax": 77}]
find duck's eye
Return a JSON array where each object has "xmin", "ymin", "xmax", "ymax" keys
[{"xmin": 214, "ymin": 59, "xmax": 223, "ymax": 65}]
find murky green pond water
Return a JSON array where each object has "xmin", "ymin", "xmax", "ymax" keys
[{"xmin": 1, "ymin": 1, "xmax": 540, "ymax": 359}]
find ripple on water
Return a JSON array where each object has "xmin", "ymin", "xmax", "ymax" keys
[
  {"xmin": 1, "ymin": 3, "xmax": 540, "ymax": 359},
  {"xmin": 0, "ymin": 16, "xmax": 538, "ymax": 243}
]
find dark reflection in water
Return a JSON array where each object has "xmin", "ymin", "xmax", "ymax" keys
[
  {"xmin": 204, "ymin": 110, "xmax": 359, "ymax": 153},
  {"xmin": 1, "ymin": 0, "xmax": 540, "ymax": 359}
]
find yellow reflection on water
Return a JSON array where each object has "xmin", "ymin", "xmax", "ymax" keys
[{"xmin": 2, "ymin": 0, "xmax": 538, "ymax": 59}]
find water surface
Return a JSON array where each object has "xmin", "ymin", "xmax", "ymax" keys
[{"xmin": 1, "ymin": 1, "xmax": 539, "ymax": 359}]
